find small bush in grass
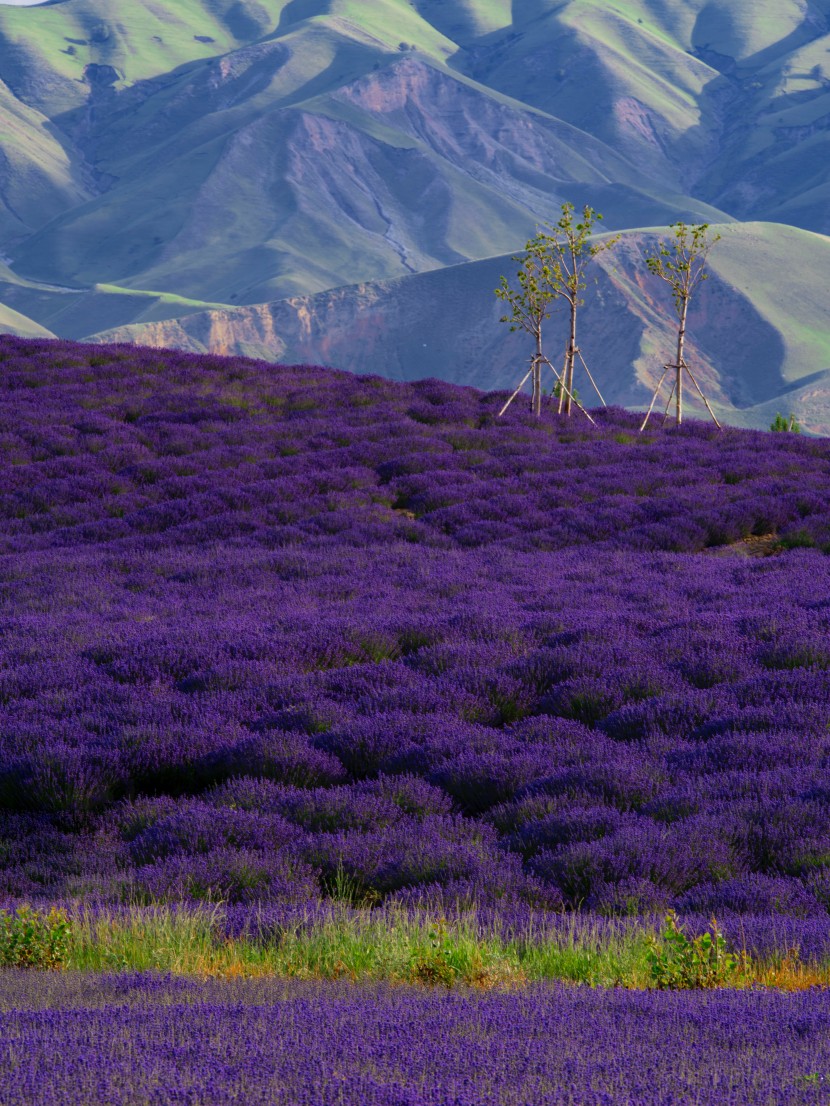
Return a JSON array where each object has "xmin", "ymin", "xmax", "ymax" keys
[
  {"xmin": 0, "ymin": 905, "xmax": 71, "ymax": 969},
  {"xmin": 409, "ymin": 918, "xmax": 457, "ymax": 987},
  {"xmin": 646, "ymin": 911, "xmax": 747, "ymax": 989},
  {"xmin": 406, "ymin": 916, "xmax": 510, "ymax": 988},
  {"xmin": 778, "ymin": 528, "xmax": 816, "ymax": 550},
  {"xmin": 770, "ymin": 413, "xmax": 801, "ymax": 433}
]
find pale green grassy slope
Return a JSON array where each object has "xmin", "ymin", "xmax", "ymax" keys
[
  {"xmin": 1, "ymin": 0, "xmax": 829, "ymax": 401},
  {"xmin": 0, "ymin": 80, "xmax": 92, "ymax": 242},
  {"xmin": 9, "ymin": 22, "xmax": 725, "ymax": 306},
  {"xmin": 705, "ymin": 223, "xmax": 830, "ymax": 385},
  {"xmin": 0, "ymin": 297, "xmax": 54, "ymax": 337},
  {"xmin": 696, "ymin": 31, "xmax": 830, "ymax": 232},
  {"xmin": 0, "ymin": 0, "xmax": 290, "ymax": 114},
  {"xmin": 0, "ymin": 300, "xmax": 52, "ymax": 334}
]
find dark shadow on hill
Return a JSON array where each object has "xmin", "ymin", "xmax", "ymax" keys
[
  {"xmin": 408, "ymin": 0, "xmax": 511, "ymax": 50},
  {"xmin": 274, "ymin": 0, "xmax": 334, "ymax": 36},
  {"xmin": 775, "ymin": 366, "xmax": 830, "ymax": 398},
  {"xmin": 685, "ymin": 270, "xmax": 788, "ymax": 409},
  {"xmin": 692, "ymin": 2, "xmax": 830, "ymax": 75},
  {"xmin": 46, "ymin": 26, "xmax": 386, "ymax": 171},
  {"xmin": 689, "ymin": 8, "xmax": 830, "ymax": 220}
]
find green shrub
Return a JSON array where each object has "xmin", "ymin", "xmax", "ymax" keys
[
  {"xmin": 409, "ymin": 918, "xmax": 457, "ymax": 987},
  {"xmin": 646, "ymin": 911, "xmax": 746, "ymax": 989},
  {"xmin": 552, "ymin": 380, "xmax": 579, "ymax": 403},
  {"xmin": 0, "ymin": 905, "xmax": 72, "ymax": 969},
  {"xmin": 770, "ymin": 413, "xmax": 801, "ymax": 433},
  {"xmin": 778, "ymin": 529, "xmax": 816, "ymax": 550}
]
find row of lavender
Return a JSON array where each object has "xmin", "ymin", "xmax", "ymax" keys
[
  {"xmin": 2, "ymin": 337, "xmax": 830, "ymax": 929},
  {"xmin": 1, "ymin": 974, "xmax": 828, "ymax": 1105}
]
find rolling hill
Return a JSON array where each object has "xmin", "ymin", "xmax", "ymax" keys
[
  {"xmin": 96, "ymin": 222, "xmax": 830, "ymax": 434},
  {"xmin": 0, "ymin": 0, "xmax": 829, "ymax": 424}
]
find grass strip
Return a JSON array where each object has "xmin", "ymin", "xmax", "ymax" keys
[{"xmin": 51, "ymin": 906, "xmax": 829, "ymax": 991}]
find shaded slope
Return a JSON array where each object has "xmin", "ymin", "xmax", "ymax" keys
[
  {"xmin": 0, "ymin": 79, "xmax": 92, "ymax": 244},
  {"xmin": 0, "ymin": 299, "xmax": 54, "ymax": 338},
  {"xmin": 459, "ymin": 0, "xmax": 830, "ymax": 228},
  {"xmin": 461, "ymin": 0, "xmax": 722, "ymax": 192},
  {"xmin": 11, "ymin": 48, "xmax": 721, "ymax": 305}
]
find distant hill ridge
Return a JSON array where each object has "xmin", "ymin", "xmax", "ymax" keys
[{"xmin": 0, "ymin": 0, "xmax": 829, "ymax": 427}]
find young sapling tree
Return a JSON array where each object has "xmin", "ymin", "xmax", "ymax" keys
[
  {"xmin": 641, "ymin": 222, "xmax": 722, "ymax": 430},
  {"xmin": 495, "ymin": 230, "xmax": 558, "ymax": 417},
  {"xmin": 550, "ymin": 203, "xmax": 619, "ymax": 416},
  {"xmin": 496, "ymin": 204, "xmax": 617, "ymax": 418}
]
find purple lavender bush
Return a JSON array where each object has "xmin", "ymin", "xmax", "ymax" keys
[
  {"xmin": 0, "ymin": 335, "xmax": 830, "ymax": 949},
  {"xmin": 0, "ymin": 975, "xmax": 829, "ymax": 1104}
]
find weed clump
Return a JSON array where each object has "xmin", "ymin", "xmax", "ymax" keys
[
  {"xmin": 646, "ymin": 911, "xmax": 747, "ymax": 989},
  {"xmin": 0, "ymin": 905, "xmax": 71, "ymax": 970}
]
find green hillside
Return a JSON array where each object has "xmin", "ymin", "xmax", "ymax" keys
[
  {"xmin": 0, "ymin": 296, "xmax": 54, "ymax": 338},
  {"xmin": 0, "ymin": 0, "xmax": 828, "ymax": 420}
]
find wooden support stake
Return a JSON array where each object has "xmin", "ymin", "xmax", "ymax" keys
[
  {"xmin": 662, "ymin": 376, "xmax": 677, "ymax": 425},
  {"xmin": 541, "ymin": 357, "xmax": 596, "ymax": 426},
  {"xmin": 682, "ymin": 360, "xmax": 722, "ymax": 430},
  {"xmin": 639, "ymin": 365, "xmax": 672, "ymax": 432},
  {"xmin": 498, "ymin": 361, "xmax": 536, "ymax": 417},
  {"xmin": 575, "ymin": 348, "xmax": 606, "ymax": 407}
]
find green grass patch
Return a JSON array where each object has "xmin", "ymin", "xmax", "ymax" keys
[
  {"xmin": 93, "ymin": 284, "xmax": 232, "ymax": 310},
  {"xmin": 1, "ymin": 904, "xmax": 814, "ymax": 991}
]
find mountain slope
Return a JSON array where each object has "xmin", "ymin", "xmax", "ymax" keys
[
  {"xmin": 0, "ymin": 0, "xmax": 776, "ymax": 304},
  {"xmin": 0, "ymin": 78, "xmax": 92, "ymax": 244},
  {"xmin": 0, "ymin": 299, "xmax": 54, "ymax": 338},
  {"xmin": 0, "ymin": 0, "xmax": 829, "ymax": 420},
  {"xmin": 93, "ymin": 222, "xmax": 830, "ymax": 433},
  {"xmin": 8, "ymin": 43, "xmax": 723, "ymax": 305}
]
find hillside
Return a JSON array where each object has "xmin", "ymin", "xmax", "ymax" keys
[
  {"xmin": 96, "ymin": 222, "xmax": 830, "ymax": 434},
  {"xmin": 0, "ymin": 297, "xmax": 53, "ymax": 338},
  {"xmin": 2, "ymin": 337, "xmax": 830, "ymax": 933},
  {"xmin": 0, "ymin": 1, "xmax": 828, "ymax": 415}
]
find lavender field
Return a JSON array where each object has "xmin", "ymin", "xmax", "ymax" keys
[
  {"xmin": 3, "ymin": 973, "xmax": 830, "ymax": 1105},
  {"xmin": 3, "ymin": 334, "xmax": 830, "ymax": 1097}
]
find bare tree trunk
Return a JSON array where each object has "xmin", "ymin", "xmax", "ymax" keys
[
  {"xmin": 676, "ymin": 298, "xmax": 688, "ymax": 426},
  {"xmin": 533, "ymin": 329, "xmax": 543, "ymax": 417},
  {"xmin": 562, "ymin": 349, "xmax": 571, "ymax": 415},
  {"xmin": 564, "ymin": 298, "xmax": 577, "ymax": 416}
]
